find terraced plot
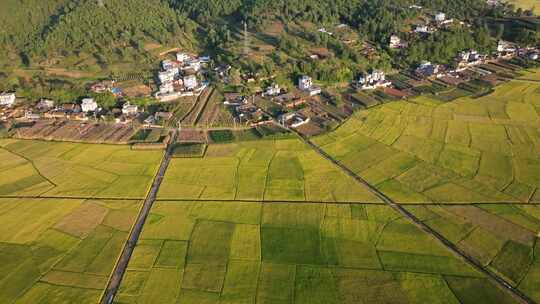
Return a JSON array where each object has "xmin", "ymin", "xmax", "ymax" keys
[
  {"xmin": 406, "ymin": 204, "xmax": 540, "ymax": 303},
  {"xmin": 313, "ymin": 79, "xmax": 540, "ymax": 203},
  {"xmin": 158, "ymin": 138, "xmax": 381, "ymax": 203},
  {"xmin": 0, "ymin": 139, "xmax": 162, "ymax": 198},
  {"xmin": 0, "ymin": 198, "xmax": 141, "ymax": 303},
  {"xmin": 115, "ymin": 201, "xmax": 516, "ymax": 304}
]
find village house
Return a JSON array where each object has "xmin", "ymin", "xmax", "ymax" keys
[
  {"xmin": 0, "ymin": 93, "xmax": 16, "ymax": 107},
  {"xmin": 37, "ymin": 99, "xmax": 55, "ymax": 111},
  {"xmin": 81, "ymin": 98, "xmax": 98, "ymax": 113},
  {"xmin": 155, "ymin": 112, "xmax": 173, "ymax": 120},
  {"xmin": 389, "ymin": 35, "xmax": 405, "ymax": 49},
  {"xmin": 456, "ymin": 50, "xmax": 486, "ymax": 69},
  {"xmin": 90, "ymin": 80, "xmax": 115, "ymax": 94},
  {"xmin": 298, "ymin": 76, "xmax": 321, "ymax": 96},
  {"xmin": 415, "ymin": 61, "xmax": 442, "ymax": 78},
  {"xmin": 62, "ymin": 103, "xmax": 81, "ymax": 113},
  {"xmin": 158, "ymin": 69, "xmax": 179, "ymax": 84},
  {"xmin": 24, "ymin": 111, "xmax": 41, "ymax": 120},
  {"xmin": 176, "ymin": 52, "xmax": 189, "ymax": 62},
  {"xmin": 122, "ymin": 103, "xmax": 138, "ymax": 116},
  {"xmin": 435, "ymin": 12, "xmax": 446, "ymax": 23},
  {"xmin": 159, "ymin": 82, "xmax": 175, "ymax": 94},
  {"xmin": 414, "ymin": 25, "xmax": 433, "ymax": 34},
  {"xmin": 183, "ymin": 75, "xmax": 198, "ymax": 90},
  {"xmin": 223, "ymin": 93, "xmax": 245, "ymax": 106},
  {"xmin": 263, "ymin": 84, "xmax": 281, "ymax": 97},
  {"xmin": 281, "ymin": 112, "xmax": 310, "ymax": 128},
  {"xmin": 355, "ymin": 70, "xmax": 391, "ymax": 90}
]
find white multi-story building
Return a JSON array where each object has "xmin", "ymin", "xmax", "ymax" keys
[
  {"xmin": 176, "ymin": 52, "xmax": 189, "ymax": 62},
  {"xmin": 0, "ymin": 93, "xmax": 15, "ymax": 107},
  {"xmin": 158, "ymin": 69, "xmax": 178, "ymax": 84},
  {"xmin": 356, "ymin": 70, "xmax": 391, "ymax": 90},
  {"xmin": 81, "ymin": 98, "xmax": 98, "ymax": 112},
  {"xmin": 298, "ymin": 76, "xmax": 313, "ymax": 91},
  {"xmin": 183, "ymin": 75, "xmax": 198, "ymax": 90},
  {"xmin": 162, "ymin": 60, "xmax": 179, "ymax": 71},
  {"xmin": 122, "ymin": 103, "xmax": 138, "ymax": 116},
  {"xmin": 159, "ymin": 82, "xmax": 175, "ymax": 94},
  {"xmin": 389, "ymin": 35, "xmax": 403, "ymax": 49},
  {"xmin": 263, "ymin": 84, "xmax": 281, "ymax": 97},
  {"xmin": 435, "ymin": 12, "xmax": 446, "ymax": 22}
]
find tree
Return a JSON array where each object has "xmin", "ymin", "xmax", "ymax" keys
[{"xmin": 91, "ymin": 92, "xmax": 116, "ymax": 109}]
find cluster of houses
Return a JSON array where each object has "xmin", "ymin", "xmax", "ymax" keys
[
  {"xmin": 154, "ymin": 52, "xmax": 209, "ymax": 102},
  {"xmin": 0, "ymin": 93, "xmax": 142, "ymax": 125}
]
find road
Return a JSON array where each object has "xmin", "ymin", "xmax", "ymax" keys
[
  {"xmin": 289, "ymin": 129, "xmax": 535, "ymax": 304},
  {"xmin": 99, "ymin": 130, "xmax": 177, "ymax": 304}
]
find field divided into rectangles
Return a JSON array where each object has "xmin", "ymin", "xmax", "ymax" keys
[
  {"xmin": 0, "ymin": 139, "xmax": 162, "ymax": 199},
  {"xmin": 406, "ymin": 204, "xmax": 540, "ymax": 303},
  {"xmin": 114, "ymin": 201, "xmax": 518, "ymax": 304},
  {"xmin": 312, "ymin": 78, "xmax": 540, "ymax": 203},
  {"xmin": 0, "ymin": 198, "xmax": 141, "ymax": 303},
  {"xmin": 158, "ymin": 138, "xmax": 381, "ymax": 203}
]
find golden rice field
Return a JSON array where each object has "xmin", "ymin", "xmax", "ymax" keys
[
  {"xmin": 313, "ymin": 79, "xmax": 540, "ymax": 203},
  {"xmin": 0, "ymin": 198, "xmax": 140, "ymax": 303},
  {"xmin": 508, "ymin": 0, "xmax": 540, "ymax": 14},
  {"xmin": 159, "ymin": 138, "xmax": 381, "ymax": 203},
  {"xmin": 114, "ymin": 201, "xmax": 518, "ymax": 304},
  {"xmin": 0, "ymin": 139, "xmax": 162, "ymax": 198},
  {"xmin": 406, "ymin": 204, "xmax": 540, "ymax": 302}
]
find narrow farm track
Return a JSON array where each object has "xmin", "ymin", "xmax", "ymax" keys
[
  {"xmin": 99, "ymin": 131, "xmax": 177, "ymax": 304},
  {"xmin": 292, "ymin": 131, "xmax": 535, "ymax": 304}
]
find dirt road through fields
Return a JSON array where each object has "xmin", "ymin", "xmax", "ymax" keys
[
  {"xmin": 99, "ymin": 131, "xmax": 177, "ymax": 304},
  {"xmin": 292, "ymin": 129, "xmax": 535, "ymax": 304}
]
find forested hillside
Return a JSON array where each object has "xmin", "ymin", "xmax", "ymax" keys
[{"xmin": 0, "ymin": 0, "xmax": 537, "ymax": 75}]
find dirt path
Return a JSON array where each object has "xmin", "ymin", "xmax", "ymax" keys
[
  {"xmin": 99, "ymin": 130, "xmax": 177, "ymax": 304},
  {"xmin": 287, "ymin": 126, "xmax": 534, "ymax": 304}
]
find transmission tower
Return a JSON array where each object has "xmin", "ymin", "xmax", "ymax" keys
[{"xmin": 243, "ymin": 21, "xmax": 249, "ymax": 56}]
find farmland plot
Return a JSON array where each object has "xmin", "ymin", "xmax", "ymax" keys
[
  {"xmin": 406, "ymin": 204, "xmax": 540, "ymax": 303},
  {"xmin": 158, "ymin": 139, "xmax": 381, "ymax": 203},
  {"xmin": 313, "ymin": 77, "xmax": 540, "ymax": 203},
  {"xmin": 115, "ymin": 201, "xmax": 514, "ymax": 304},
  {"xmin": 0, "ymin": 198, "xmax": 140, "ymax": 304},
  {"xmin": 0, "ymin": 140, "xmax": 162, "ymax": 198}
]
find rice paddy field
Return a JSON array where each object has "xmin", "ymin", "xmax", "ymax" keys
[
  {"xmin": 508, "ymin": 0, "xmax": 540, "ymax": 14},
  {"xmin": 312, "ymin": 79, "xmax": 540, "ymax": 203},
  {"xmin": 406, "ymin": 204, "xmax": 540, "ymax": 303},
  {"xmin": 3, "ymin": 74, "xmax": 540, "ymax": 303},
  {"xmin": 0, "ymin": 139, "xmax": 162, "ymax": 199},
  {"xmin": 0, "ymin": 198, "xmax": 140, "ymax": 303},
  {"xmin": 158, "ymin": 138, "xmax": 382, "ymax": 202},
  {"xmin": 114, "ymin": 201, "xmax": 518, "ymax": 304}
]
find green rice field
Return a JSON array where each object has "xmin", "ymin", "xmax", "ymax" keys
[
  {"xmin": 0, "ymin": 198, "xmax": 140, "ymax": 303},
  {"xmin": 159, "ymin": 138, "xmax": 381, "ymax": 202},
  {"xmin": 312, "ymin": 79, "xmax": 540, "ymax": 203},
  {"xmin": 406, "ymin": 204, "xmax": 540, "ymax": 303},
  {"xmin": 114, "ymin": 201, "xmax": 517, "ymax": 304},
  {"xmin": 0, "ymin": 139, "xmax": 162, "ymax": 198}
]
